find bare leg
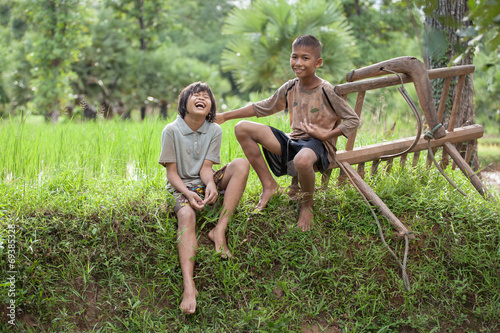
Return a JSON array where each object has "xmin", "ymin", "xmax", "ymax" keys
[
  {"xmin": 293, "ymin": 148, "xmax": 317, "ymax": 231},
  {"xmin": 176, "ymin": 206, "xmax": 198, "ymax": 314},
  {"xmin": 208, "ymin": 158, "xmax": 249, "ymax": 257},
  {"xmin": 234, "ymin": 121, "xmax": 281, "ymax": 211}
]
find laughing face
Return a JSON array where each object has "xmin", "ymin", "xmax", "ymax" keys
[
  {"xmin": 186, "ymin": 90, "xmax": 213, "ymax": 119},
  {"xmin": 178, "ymin": 82, "xmax": 217, "ymax": 122}
]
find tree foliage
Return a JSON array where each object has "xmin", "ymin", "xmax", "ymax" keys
[
  {"xmin": 19, "ymin": 0, "xmax": 91, "ymax": 120},
  {"xmin": 71, "ymin": 0, "xmax": 232, "ymax": 119},
  {"xmin": 103, "ymin": 0, "xmax": 172, "ymax": 51},
  {"xmin": 221, "ymin": 0, "xmax": 358, "ymax": 93},
  {"xmin": 342, "ymin": 0, "xmax": 420, "ymax": 66},
  {"xmin": 468, "ymin": 0, "xmax": 500, "ymax": 132},
  {"xmin": 168, "ymin": 0, "xmax": 234, "ymax": 65},
  {"xmin": 467, "ymin": 0, "xmax": 500, "ymax": 52},
  {"xmin": 0, "ymin": 0, "xmax": 496, "ymax": 125}
]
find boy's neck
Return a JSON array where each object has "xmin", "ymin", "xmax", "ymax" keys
[
  {"xmin": 183, "ymin": 115, "xmax": 205, "ymax": 131},
  {"xmin": 298, "ymin": 75, "xmax": 322, "ymax": 90}
]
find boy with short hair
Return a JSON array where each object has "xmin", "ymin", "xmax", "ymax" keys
[
  {"xmin": 215, "ymin": 35, "xmax": 359, "ymax": 231},
  {"xmin": 159, "ymin": 81, "xmax": 249, "ymax": 314}
]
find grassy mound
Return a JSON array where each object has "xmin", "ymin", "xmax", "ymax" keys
[
  {"xmin": 1, "ymin": 166, "xmax": 499, "ymax": 332},
  {"xmin": 1, "ymin": 119, "xmax": 499, "ymax": 332}
]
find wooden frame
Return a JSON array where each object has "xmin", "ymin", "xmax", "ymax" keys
[{"xmin": 320, "ymin": 57, "xmax": 486, "ymax": 236}]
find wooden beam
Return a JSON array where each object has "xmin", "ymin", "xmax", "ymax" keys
[
  {"xmin": 428, "ymin": 65, "xmax": 475, "ymax": 79},
  {"xmin": 346, "ymin": 91, "xmax": 365, "ymax": 151},
  {"xmin": 335, "ymin": 65, "xmax": 475, "ymax": 96},
  {"xmin": 437, "ymin": 77, "xmax": 451, "ymax": 123},
  {"xmin": 340, "ymin": 57, "xmax": 449, "ymax": 139},
  {"xmin": 331, "ymin": 124, "xmax": 483, "ymax": 167},
  {"xmin": 340, "ymin": 162, "xmax": 410, "ymax": 236},
  {"xmin": 443, "ymin": 142, "xmax": 492, "ymax": 199},
  {"xmin": 448, "ymin": 75, "xmax": 466, "ymax": 132}
]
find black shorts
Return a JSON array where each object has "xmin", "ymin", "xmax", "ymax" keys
[{"xmin": 262, "ymin": 126, "xmax": 329, "ymax": 177}]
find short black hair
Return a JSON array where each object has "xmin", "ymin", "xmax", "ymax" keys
[
  {"xmin": 177, "ymin": 81, "xmax": 217, "ymax": 122},
  {"xmin": 292, "ymin": 35, "xmax": 322, "ymax": 58}
]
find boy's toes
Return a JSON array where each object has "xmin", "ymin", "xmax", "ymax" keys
[{"xmin": 180, "ymin": 292, "xmax": 197, "ymax": 315}]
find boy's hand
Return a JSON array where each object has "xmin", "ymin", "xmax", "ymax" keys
[
  {"xmin": 185, "ymin": 191, "xmax": 205, "ymax": 211},
  {"xmin": 214, "ymin": 113, "xmax": 225, "ymax": 125},
  {"xmin": 203, "ymin": 182, "xmax": 219, "ymax": 205},
  {"xmin": 299, "ymin": 119, "xmax": 330, "ymax": 141}
]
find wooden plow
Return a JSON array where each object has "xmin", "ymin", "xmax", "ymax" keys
[{"xmin": 318, "ymin": 56, "xmax": 490, "ymax": 290}]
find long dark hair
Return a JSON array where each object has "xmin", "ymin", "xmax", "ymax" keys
[{"xmin": 177, "ymin": 81, "xmax": 217, "ymax": 122}]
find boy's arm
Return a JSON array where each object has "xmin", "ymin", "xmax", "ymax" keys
[
  {"xmin": 323, "ymin": 87, "xmax": 360, "ymax": 138},
  {"xmin": 215, "ymin": 80, "xmax": 292, "ymax": 125},
  {"xmin": 214, "ymin": 104, "xmax": 256, "ymax": 125},
  {"xmin": 199, "ymin": 160, "xmax": 218, "ymax": 205},
  {"xmin": 165, "ymin": 162, "xmax": 205, "ymax": 211}
]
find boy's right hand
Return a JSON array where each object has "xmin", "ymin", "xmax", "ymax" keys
[
  {"xmin": 214, "ymin": 113, "xmax": 225, "ymax": 125},
  {"xmin": 185, "ymin": 191, "xmax": 205, "ymax": 211}
]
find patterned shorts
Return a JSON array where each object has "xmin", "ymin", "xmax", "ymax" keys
[{"xmin": 172, "ymin": 165, "xmax": 227, "ymax": 213}]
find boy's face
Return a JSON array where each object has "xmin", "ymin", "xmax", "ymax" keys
[
  {"xmin": 290, "ymin": 46, "xmax": 322, "ymax": 79},
  {"xmin": 186, "ymin": 90, "xmax": 212, "ymax": 119}
]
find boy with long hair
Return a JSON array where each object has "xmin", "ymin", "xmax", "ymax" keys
[{"xmin": 159, "ymin": 82, "xmax": 249, "ymax": 314}]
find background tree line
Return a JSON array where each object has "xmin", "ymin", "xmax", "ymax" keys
[{"xmin": 0, "ymin": 0, "xmax": 498, "ymax": 131}]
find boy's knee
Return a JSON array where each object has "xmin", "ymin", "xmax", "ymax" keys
[
  {"xmin": 234, "ymin": 120, "xmax": 251, "ymax": 138},
  {"xmin": 228, "ymin": 158, "xmax": 250, "ymax": 178},
  {"xmin": 235, "ymin": 158, "xmax": 250, "ymax": 175},
  {"xmin": 176, "ymin": 206, "xmax": 196, "ymax": 225},
  {"xmin": 293, "ymin": 152, "xmax": 315, "ymax": 171}
]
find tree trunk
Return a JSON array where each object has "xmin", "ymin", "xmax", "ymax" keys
[
  {"xmin": 137, "ymin": 0, "xmax": 146, "ymax": 51},
  {"xmin": 44, "ymin": 102, "xmax": 60, "ymax": 123},
  {"xmin": 44, "ymin": 109, "xmax": 60, "ymax": 123},
  {"xmin": 424, "ymin": 0, "xmax": 478, "ymax": 169},
  {"xmin": 82, "ymin": 100, "xmax": 97, "ymax": 120},
  {"xmin": 101, "ymin": 101, "xmax": 113, "ymax": 119},
  {"xmin": 160, "ymin": 99, "xmax": 168, "ymax": 119},
  {"xmin": 65, "ymin": 105, "xmax": 74, "ymax": 119},
  {"xmin": 140, "ymin": 105, "xmax": 146, "ymax": 120},
  {"xmin": 354, "ymin": 0, "xmax": 361, "ymax": 16}
]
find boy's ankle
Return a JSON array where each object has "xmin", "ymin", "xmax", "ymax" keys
[{"xmin": 300, "ymin": 200, "xmax": 314, "ymax": 210}]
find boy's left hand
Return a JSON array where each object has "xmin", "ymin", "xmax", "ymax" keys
[{"xmin": 203, "ymin": 182, "xmax": 218, "ymax": 205}]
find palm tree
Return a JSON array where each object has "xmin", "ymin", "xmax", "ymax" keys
[{"xmin": 221, "ymin": 0, "xmax": 358, "ymax": 93}]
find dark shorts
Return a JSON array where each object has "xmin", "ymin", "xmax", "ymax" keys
[
  {"xmin": 263, "ymin": 126, "xmax": 329, "ymax": 177},
  {"xmin": 172, "ymin": 165, "xmax": 227, "ymax": 213}
]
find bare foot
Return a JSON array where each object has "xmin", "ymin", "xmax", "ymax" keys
[
  {"xmin": 297, "ymin": 203, "xmax": 313, "ymax": 232},
  {"xmin": 208, "ymin": 228, "xmax": 233, "ymax": 258},
  {"xmin": 180, "ymin": 285, "xmax": 198, "ymax": 314},
  {"xmin": 254, "ymin": 182, "xmax": 279, "ymax": 212}
]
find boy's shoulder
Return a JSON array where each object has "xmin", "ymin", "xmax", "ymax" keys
[
  {"xmin": 282, "ymin": 78, "xmax": 299, "ymax": 90},
  {"xmin": 207, "ymin": 121, "xmax": 222, "ymax": 135},
  {"xmin": 319, "ymin": 78, "xmax": 334, "ymax": 89},
  {"xmin": 162, "ymin": 116, "xmax": 181, "ymax": 132}
]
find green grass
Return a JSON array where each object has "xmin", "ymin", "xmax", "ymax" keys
[
  {"xmin": 1, "ymin": 117, "xmax": 499, "ymax": 332},
  {"xmin": 478, "ymin": 135, "xmax": 500, "ymax": 170}
]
